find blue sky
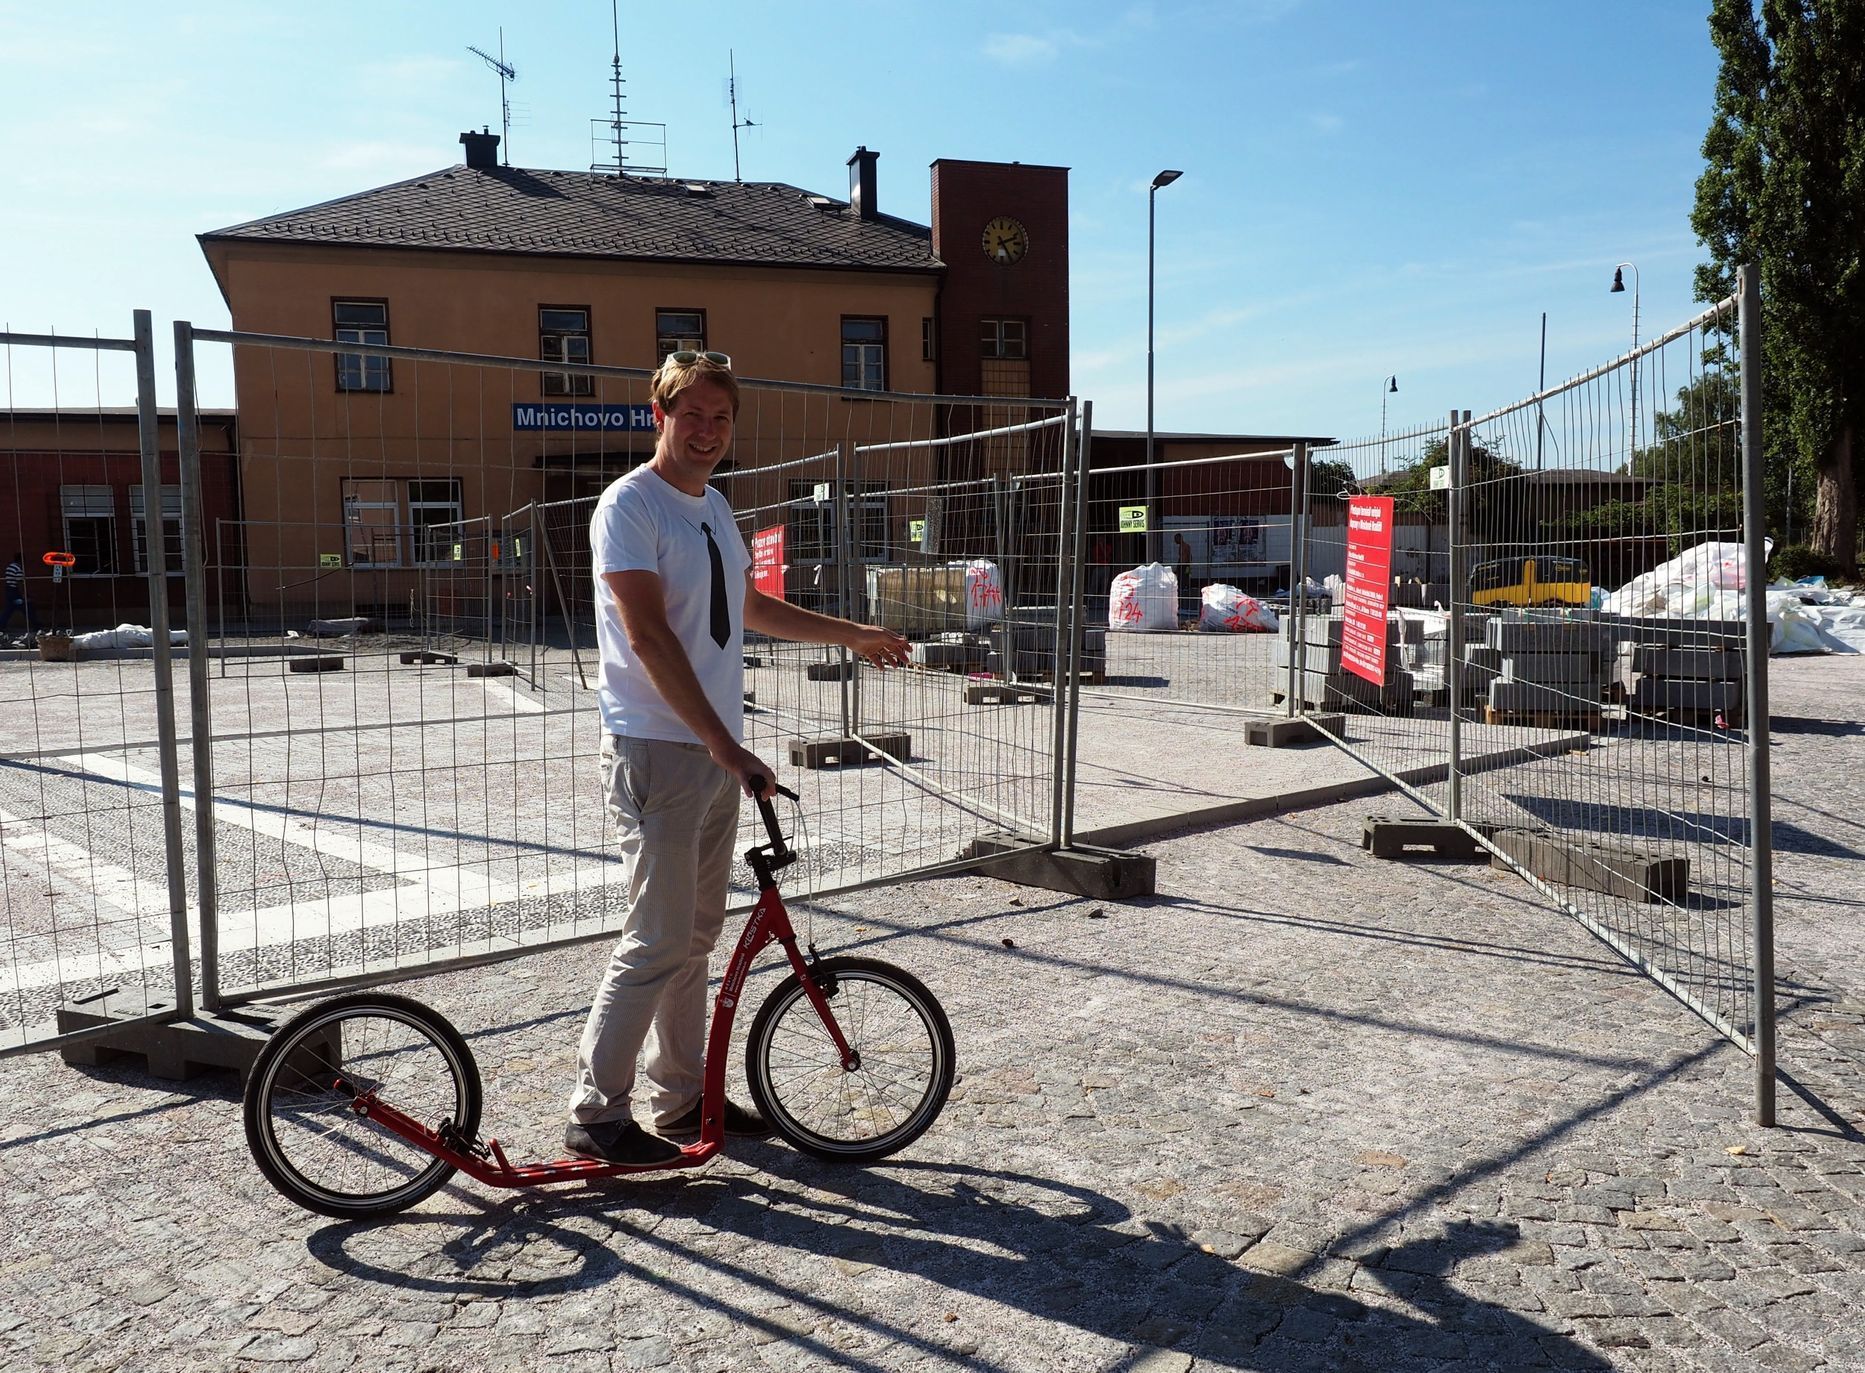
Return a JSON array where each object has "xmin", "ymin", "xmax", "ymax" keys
[{"xmin": 1, "ymin": 0, "xmax": 1722, "ymax": 447}]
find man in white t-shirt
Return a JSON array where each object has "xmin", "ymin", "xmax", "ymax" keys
[{"xmin": 567, "ymin": 351, "xmax": 909, "ymax": 1166}]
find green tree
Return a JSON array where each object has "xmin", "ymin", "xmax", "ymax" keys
[{"xmin": 1693, "ymin": 0, "xmax": 1865, "ymax": 574}]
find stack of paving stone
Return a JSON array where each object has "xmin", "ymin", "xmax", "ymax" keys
[
  {"xmin": 1481, "ymin": 616, "xmax": 1607, "ymax": 725},
  {"xmin": 1272, "ymin": 612, "xmax": 1416, "ymax": 715},
  {"xmin": 908, "ymin": 632, "xmax": 991, "ymax": 675},
  {"xmin": 1599, "ymin": 613, "xmax": 1746, "ymax": 724},
  {"xmin": 984, "ymin": 611, "xmax": 1106, "ymax": 682}
]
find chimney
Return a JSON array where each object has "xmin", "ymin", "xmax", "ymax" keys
[
  {"xmin": 847, "ymin": 146, "xmax": 879, "ymax": 219},
  {"xmin": 460, "ymin": 128, "xmax": 500, "ymax": 171}
]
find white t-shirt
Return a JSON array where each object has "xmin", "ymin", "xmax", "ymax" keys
[{"xmin": 589, "ymin": 466, "xmax": 750, "ymax": 744}]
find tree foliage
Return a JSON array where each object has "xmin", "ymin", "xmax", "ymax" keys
[{"xmin": 1692, "ymin": 0, "xmax": 1865, "ymax": 573}]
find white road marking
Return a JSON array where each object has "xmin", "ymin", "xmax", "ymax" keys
[{"xmin": 0, "ymin": 752, "xmax": 631, "ymax": 989}]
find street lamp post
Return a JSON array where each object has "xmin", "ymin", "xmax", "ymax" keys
[
  {"xmin": 1145, "ymin": 168, "xmax": 1182, "ymax": 564},
  {"xmin": 1611, "ymin": 262, "xmax": 1641, "ymax": 461},
  {"xmin": 1379, "ymin": 374, "xmax": 1398, "ymax": 475}
]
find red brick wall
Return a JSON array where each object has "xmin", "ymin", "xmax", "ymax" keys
[
  {"xmin": 0, "ymin": 417, "xmax": 240, "ymax": 628},
  {"xmin": 930, "ymin": 160, "xmax": 1070, "ymax": 402}
]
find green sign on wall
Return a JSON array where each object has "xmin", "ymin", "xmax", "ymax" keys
[{"xmin": 1118, "ymin": 505, "xmax": 1149, "ymax": 533}]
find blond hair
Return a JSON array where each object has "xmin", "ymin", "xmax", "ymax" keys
[{"xmin": 650, "ymin": 353, "xmax": 739, "ymax": 417}]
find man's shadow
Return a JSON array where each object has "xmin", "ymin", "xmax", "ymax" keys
[{"xmin": 307, "ymin": 1156, "xmax": 1609, "ymax": 1370}]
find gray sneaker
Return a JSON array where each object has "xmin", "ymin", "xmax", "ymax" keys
[{"xmin": 564, "ymin": 1119, "xmax": 683, "ymax": 1166}]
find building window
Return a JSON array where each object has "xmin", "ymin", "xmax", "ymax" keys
[
  {"xmin": 842, "ymin": 317, "xmax": 887, "ymax": 391},
  {"xmin": 130, "ymin": 485, "xmax": 184, "ymax": 574},
  {"xmin": 980, "ymin": 318, "xmax": 1028, "ymax": 360},
  {"xmin": 334, "ymin": 300, "xmax": 392, "ymax": 393},
  {"xmin": 341, "ymin": 478, "xmax": 403, "ymax": 567},
  {"xmin": 656, "ymin": 309, "xmax": 707, "ymax": 361},
  {"xmin": 540, "ymin": 306, "xmax": 593, "ymax": 396},
  {"xmin": 409, "ymin": 479, "xmax": 465, "ymax": 566},
  {"xmin": 60, "ymin": 486, "xmax": 118, "ymax": 575},
  {"xmin": 922, "ymin": 317, "xmax": 936, "ymax": 362}
]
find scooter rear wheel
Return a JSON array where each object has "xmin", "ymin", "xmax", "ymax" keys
[{"xmin": 244, "ymin": 992, "xmax": 482, "ymax": 1219}]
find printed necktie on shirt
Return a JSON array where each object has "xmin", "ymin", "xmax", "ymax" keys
[{"xmin": 701, "ymin": 522, "xmax": 729, "ymax": 648}]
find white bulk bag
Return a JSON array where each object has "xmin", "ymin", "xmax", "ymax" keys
[
  {"xmin": 1198, "ymin": 584, "xmax": 1280, "ymax": 633},
  {"xmin": 964, "ymin": 559, "xmax": 1004, "ymax": 630},
  {"xmin": 1109, "ymin": 562, "xmax": 1180, "ymax": 631}
]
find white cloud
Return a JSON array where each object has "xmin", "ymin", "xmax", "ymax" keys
[{"xmin": 982, "ymin": 33, "xmax": 1061, "ymax": 66}]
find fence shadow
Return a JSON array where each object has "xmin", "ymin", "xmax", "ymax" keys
[{"xmin": 303, "ymin": 1160, "xmax": 1607, "ymax": 1370}]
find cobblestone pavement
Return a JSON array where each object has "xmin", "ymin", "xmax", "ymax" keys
[{"xmin": 0, "ymin": 657, "xmax": 1860, "ymax": 1372}]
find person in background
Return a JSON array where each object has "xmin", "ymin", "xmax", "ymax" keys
[{"xmin": 1, "ymin": 554, "xmax": 34, "ymax": 633}]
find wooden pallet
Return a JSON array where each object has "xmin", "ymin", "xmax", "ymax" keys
[
  {"xmin": 1482, "ymin": 705, "xmax": 1602, "ymax": 730},
  {"xmin": 963, "ymin": 681, "xmax": 1045, "ymax": 705}
]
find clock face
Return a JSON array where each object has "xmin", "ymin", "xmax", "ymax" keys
[{"xmin": 981, "ymin": 216, "xmax": 1029, "ymax": 265}]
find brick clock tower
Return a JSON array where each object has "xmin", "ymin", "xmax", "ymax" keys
[{"xmin": 930, "ymin": 159, "xmax": 1070, "ymax": 404}]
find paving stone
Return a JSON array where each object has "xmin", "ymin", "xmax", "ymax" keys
[{"xmin": 5, "ymin": 656, "xmax": 1864, "ymax": 1373}]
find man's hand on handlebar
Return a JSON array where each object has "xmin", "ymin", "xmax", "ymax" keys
[{"xmin": 711, "ymin": 742, "xmax": 777, "ymax": 799}]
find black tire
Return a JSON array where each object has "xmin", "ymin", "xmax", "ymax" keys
[
  {"xmin": 746, "ymin": 956, "xmax": 954, "ymax": 1163},
  {"xmin": 243, "ymin": 991, "xmax": 482, "ymax": 1219}
]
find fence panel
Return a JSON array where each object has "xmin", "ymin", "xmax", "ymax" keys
[
  {"xmin": 1446, "ymin": 294, "xmax": 1772, "ymax": 1075},
  {"xmin": 177, "ymin": 325, "xmax": 1074, "ymax": 1006},
  {"xmin": 1287, "ymin": 287, "xmax": 1772, "ymax": 1119},
  {"xmin": 0, "ymin": 314, "xmax": 194, "ymax": 1054}
]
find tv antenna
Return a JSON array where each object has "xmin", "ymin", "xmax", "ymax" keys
[
  {"xmin": 728, "ymin": 49, "xmax": 757, "ymax": 182},
  {"xmin": 590, "ymin": 0, "xmax": 665, "ymax": 176},
  {"xmin": 467, "ymin": 29, "xmax": 516, "ymax": 165}
]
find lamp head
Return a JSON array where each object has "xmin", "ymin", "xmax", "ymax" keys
[
  {"xmin": 1388, "ymin": 376, "xmax": 1398, "ymax": 393},
  {"xmin": 1610, "ymin": 267, "xmax": 1625, "ymax": 293},
  {"xmin": 1151, "ymin": 169, "xmax": 1183, "ymax": 190}
]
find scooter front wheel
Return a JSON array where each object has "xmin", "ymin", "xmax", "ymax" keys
[{"xmin": 746, "ymin": 956, "xmax": 954, "ymax": 1163}]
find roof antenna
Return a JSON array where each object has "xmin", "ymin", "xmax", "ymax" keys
[
  {"xmin": 466, "ymin": 29, "xmax": 516, "ymax": 165},
  {"xmin": 590, "ymin": 0, "xmax": 665, "ymax": 176},
  {"xmin": 728, "ymin": 49, "xmax": 757, "ymax": 182}
]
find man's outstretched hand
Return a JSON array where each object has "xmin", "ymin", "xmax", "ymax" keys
[{"xmin": 846, "ymin": 625, "xmax": 911, "ymax": 668}]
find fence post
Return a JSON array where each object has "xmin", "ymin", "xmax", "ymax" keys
[
  {"xmin": 835, "ymin": 440, "xmax": 856, "ymax": 738},
  {"xmin": 1447, "ymin": 410, "xmax": 1468, "ymax": 823},
  {"xmin": 1738, "ymin": 264, "xmax": 1776, "ymax": 1127},
  {"xmin": 174, "ymin": 321, "xmax": 222, "ymax": 1010},
  {"xmin": 1062, "ymin": 401, "xmax": 1091, "ymax": 848},
  {"xmin": 1048, "ymin": 401, "xmax": 1079, "ymax": 848},
  {"xmin": 134, "ymin": 311, "xmax": 195, "ymax": 1019},
  {"xmin": 1286, "ymin": 442, "xmax": 1310, "ymax": 718}
]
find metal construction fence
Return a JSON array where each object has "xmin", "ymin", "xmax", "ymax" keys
[
  {"xmin": 0, "ymin": 314, "xmax": 194, "ymax": 1055},
  {"xmin": 148, "ymin": 325, "xmax": 1078, "ymax": 1017},
  {"xmin": 1289, "ymin": 275, "xmax": 1774, "ymax": 1122},
  {"xmin": 0, "ymin": 284, "xmax": 1777, "ymax": 1125}
]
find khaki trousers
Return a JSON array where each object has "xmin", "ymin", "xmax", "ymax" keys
[{"xmin": 568, "ymin": 735, "xmax": 740, "ymax": 1127}]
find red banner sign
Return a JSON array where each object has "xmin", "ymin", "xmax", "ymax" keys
[
  {"xmin": 752, "ymin": 524, "xmax": 786, "ymax": 601},
  {"xmin": 1341, "ymin": 497, "xmax": 1393, "ymax": 685}
]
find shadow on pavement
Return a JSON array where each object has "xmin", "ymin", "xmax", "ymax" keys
[{"xmin": 303, "ymin": 1160, "xmax": 1607, "ymax": 1371}]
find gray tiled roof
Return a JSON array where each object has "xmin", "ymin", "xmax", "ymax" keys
[{"xmin": 202, "ymin": 165, "xmax": 940, "ymax": 273}]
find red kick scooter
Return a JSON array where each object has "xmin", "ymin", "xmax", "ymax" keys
[{"xmin": 242, "ymin": 782, "xmax": 955, "ymax": 1219}]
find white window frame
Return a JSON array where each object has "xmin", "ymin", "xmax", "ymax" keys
[
  {"xmin": 334, "ymin": 300, "xmax": 392, "ymax": 393},
  {"xmin": 341, "ymin": 478, "xmax": 403, "ymax": 568},
  {"xmin": 656, "ymin": 308, "xmax": 707, "ymax": 361},
  {"xmin": 408, "ymin": 479, "xmax": 465, "ymax": 568},
  {"xmin": 980, "ymin": 317, "xmax": 1028, "ymax": 360},
  {"xmin": 129, "ymin": 485, "xmax": 185, "ymax": 576},
  {"xmin": 540, "ymin": 306, "xmax": 593, "ymax": 397},
  {"xmin": 841, "ymin": 317, "xmax": 887, "ymax": 392},
  {"xmin": 60, "ymin": 485, "xmax": 119, "ymax": 576}
]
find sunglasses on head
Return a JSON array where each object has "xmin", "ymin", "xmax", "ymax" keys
[{"xmin": 664, "ymin": 349, "xmax": 732, "ymax": 368}]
